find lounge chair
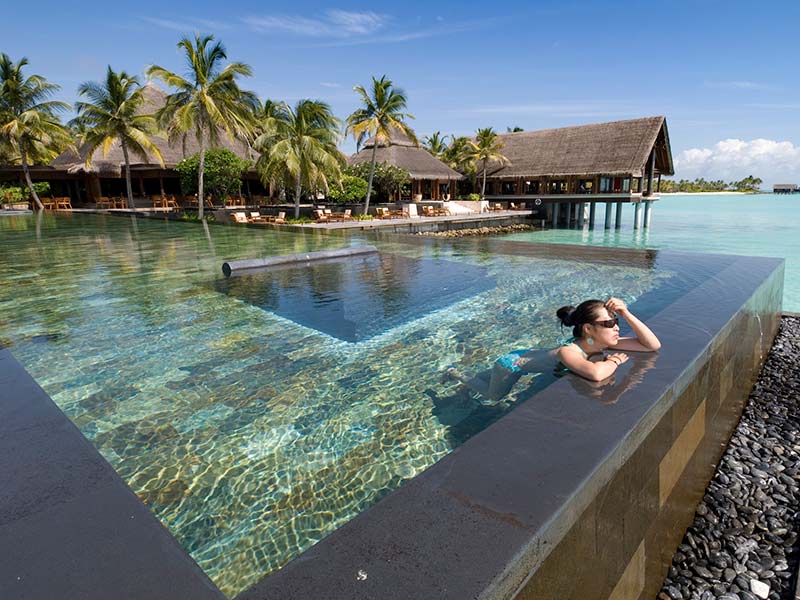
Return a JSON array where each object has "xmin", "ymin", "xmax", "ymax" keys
[
  {"xmin": 313, "ymin": 209, "xmax": 328, "ymax": 222},
  {"xmin": 343, "ymin": 209, "xmax": 352, "ymax": 221},
  {"xmin": 55, "ymin": 197, "xmax": 73, "ymax": 210},
  {"xmin": 96, "ymin": 197, "xmax": 113, "ymax": 209},
  {"xmin": 232, "ymin": 212, "xmax": 249, "ymax": 224},
  {"xmin": 274, "ymin": 211, "xmax": 286, "ymax": 224},
  {"xmin": 249, "ymin": 211, "xmax": 267, "ymax": 223}
]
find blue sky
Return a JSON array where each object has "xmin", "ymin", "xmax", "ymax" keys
[{"xmin": 4, "ymin": 0, "xmax": 800, "ymax": 184}]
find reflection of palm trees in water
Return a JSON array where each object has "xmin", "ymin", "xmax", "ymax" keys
[{"xmin": 356, "ymin": 253, "xmax": 415, "ymax": 315}]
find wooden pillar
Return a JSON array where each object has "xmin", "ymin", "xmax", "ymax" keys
[
  {"xmin": 645, "ymin": 150, "xmax": 656, "ymax": 197},
  {"xmin": 615, "ymin": 202, "xmax": 623, "ymax": 229},
  {"xmin": 657, "ymin": 173, "xmax": 662, "ymax": 193},
  {"xmin": 138, "ymin": 176, "xmax": 145, "ymax": 198},
  {"xmin": 551, "ymin": 202, "xmax": 560, "ymax": 229},
  {"xmin": 643, "ymin": 200, "xmax": 653, "ymax": 228},
  {"xmin": 159, "ymin": 175, "xmax": 165, "ymax": 197},
  {"xmin": 633, "ymin": 201, "xmax": 642, "ymax": 229},
  {"xmin": 604, "ymin": 202, "xmax": 612, "ymax": 229},
  {"xmin": 589, "ymin": 202, "xmax": 596, "ymax": 228},
  {"xmin": 577, "ymin": 202, "xmax": 585, "ymax": 227}
]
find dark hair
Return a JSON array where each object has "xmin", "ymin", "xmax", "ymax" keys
[{"xmin": 556, "ymin": 299, "xmax": 606, "ymax": 338}]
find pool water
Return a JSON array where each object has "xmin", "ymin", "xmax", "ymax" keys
[
  {"xmin": 0, "ymin": 213, "xmax": 674, "ymax": 596},
  {"xmin": 502, "ymin": 193, "xmax": 800, "ymax": 311}
]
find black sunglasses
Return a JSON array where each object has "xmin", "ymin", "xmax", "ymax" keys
[{"xmin": 593, "ymin": 317, "xmax": 619, "ymax": 328}]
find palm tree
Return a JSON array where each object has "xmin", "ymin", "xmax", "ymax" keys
[
  {"xmin": 423, "ymin": 131, "xmax": 449, "ymax": 159},
  {"xmin": 147, "ymin": 34, "xmax": 256, "ymax": 219},
  {"xmin": 254, "ymin": 99, "xmax": 344, "ymax": 218},
  {"xmin": 73, "ymin": 67, "xmax": 164, "ymax": 210},
  {"xmin": 0, "ymin": 54, "xmax": 71, "ymax": 210},
  {"xmin": 346, "ymin": 75, "xmax": 416, "ymax": 215},
  {"xmin": 469, "ymin": 128, "xmax": 510, "ymax": 199}
]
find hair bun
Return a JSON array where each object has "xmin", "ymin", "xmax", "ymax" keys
[{"xmin": 556, "ymin": 305, "xmax": 576, "ymax": 326}]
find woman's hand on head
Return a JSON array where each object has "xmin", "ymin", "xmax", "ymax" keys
[{"xmin": 605, "ymin": 297, "xmax": 628, "ymax": 315}]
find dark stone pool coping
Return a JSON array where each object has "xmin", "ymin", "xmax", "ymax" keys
[{"xmin": 0, "ymin": 348, "xmax": 224, "ymax": 600}]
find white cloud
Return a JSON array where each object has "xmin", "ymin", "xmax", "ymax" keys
[
  {"xmin": 319, "ymin": 82, "xmax": 341, "ymax": 88},
  {"xmin": 244, "ymin": 10, "xmax": 387, "ymax": 37},
  {"xmin": 143, "ymin": 16, "xmax": 231, "ymax": 32},
  {"xmin": 705, "ymin": 80, "xmax": 775, "ymax": 91},
  {"xmin": 674, "ymin": 138, "xmax": 800, "ymax": 185}
]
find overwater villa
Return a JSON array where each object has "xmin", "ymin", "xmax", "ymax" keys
[{"xmin": 480, "ymin": 116, "xmax": 673, "ymax": 228}]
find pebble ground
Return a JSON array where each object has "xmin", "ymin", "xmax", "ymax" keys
[{"xmin": 659, "ymin": 316, "xmax": 800, "ymax": 600}]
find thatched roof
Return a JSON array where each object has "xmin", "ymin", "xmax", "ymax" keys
[
  {"xmin": 50, "ymin": 84, "xmax": 257, "ymax": 176},
  {"xmin": 481, "ymin": 116, "xmax": 673, "ymax": 179},
  {"xmin": 350, "ymin": 128, "xmax": 463, "ymax": 180}
]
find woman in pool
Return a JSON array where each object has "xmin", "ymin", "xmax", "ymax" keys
[{"xmin": 445, "ymin": 297, "xmax": 661, "ymax": 401}]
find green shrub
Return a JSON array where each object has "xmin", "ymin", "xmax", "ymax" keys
[
  {"xmin": 175, "ymin": 148, "xmax": 252, "ymax": 199},
  {"xmin": 326, "ymin": 175, "xmax": 368, "ymax": 203},
  {"xmin": 345, "ymin": 162, "xmax": 410, "ymax": 198},
  {"xmin": 353, "ymin": 214, "xmax": 373, "ymax": 221},
  {"xmin": 468, "ymin": 193, "xmax": 481, "ymax": 201},
  {"xmin": 287, "ymin": 216, "xmax": 313, "ymax": 224}
]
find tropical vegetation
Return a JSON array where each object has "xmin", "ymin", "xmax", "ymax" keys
[
  {"xmin": 72, "ymin": 66, "xmax": 164, "ymax": 210},
  {"xmin": 345, "ymin": 162, "xmax": 411, "ymax": 202},
  {"xmin": 175, "ymin": 148, "xmax": 251, "ymax": 200},
  {"xmin": 660, "ymin": 176, "xmax": 763, "ymax": 193},
  {"xmin": 147, "ymin": 34, "xmax": 256, "ymax": 219},
  {"xmin": 346, "ymin": 75, "xmax": 416, "ymax": 215},
  {"xmin": 422, "ymin": 131, "xmax": 448, "ymax": 159},
  {"xmin": 0, "ymin": 53, "xmax": 71, "ymax": 210},
  {"xmin": 253, "ymin": 99, "xmax": 344, "ymax": 218},
  {"xmin": 326, "ymin": 174, "xmax": 368, "ymax": 203},
  {"xmin": 468, "ymin": 127, "xmax": 510, "ymax": 198}
]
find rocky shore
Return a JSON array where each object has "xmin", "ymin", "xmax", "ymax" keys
[
  {"xmin": 659, "ymin": 316, "xmax": 800, "ymax": 600},
  {"xmin": 415, "ymin": 223, "xmax": 536, "ymax": 237}
]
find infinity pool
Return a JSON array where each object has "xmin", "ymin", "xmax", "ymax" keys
[{"xmin": 0, "ymin": 213, "xmax": 678, "ymax": 596}]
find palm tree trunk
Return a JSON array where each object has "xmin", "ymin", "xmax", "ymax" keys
[
  {"xmin": 198, "ymin": 133, "xmax": 206, "ymax": 221},
  {"xmin": 481, "ymin": 159, "xmax": 488, "ymax": 199},
  {"xmin": 20, "ymin": 148, "xmax": 44, "ymax": 211},
  {"xmin": 294, "ymin": 179, "xmax": 302, "ymax": 219},
  {"xmin": 121, "ymin": 140, "xmax": 135, "ymax": 210},
  {"xmin": 364, "ymin": 143, "xmax": 378, "ymax": 215}
]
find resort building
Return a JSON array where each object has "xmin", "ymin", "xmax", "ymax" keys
[
  {"xmin": 349, "ymin": 130, "xmax": 463, "ymax": 202},
  {"xmin": 0, "ymin": 84, "xmax": 265, "ymax": 205},
  {"xmin": 478, "ymin": 116, "xmax": 673, "ymax": 228},
  {"xmin": 773, "ymin": 183, "xmax": 798, "ymax": 194}
]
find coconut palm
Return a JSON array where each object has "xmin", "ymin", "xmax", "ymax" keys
[
  {"xmin": 72, "ymin": 67, "xmax": 164, "ymax": 210},
  {"xmin": 346, "ymin": 75, "xmax": 416, "ymax": 215},
  {"xmin": 0, "ymin": 54, "xmax": 71, "ymax": 210},
  {"xmin": 423, "ymin": 131, "xmax": 449, "ymax": 159},
  {"xmin": 469, "ymin": 128, "xmax": 510, "ymax": 199},
  {"xmin": 254, "ymin": 99, "xmax": 344, "ymax": 218},
  {"xmin": 147, "ymin": 34, "xmax": 256, "ymax": 219}
]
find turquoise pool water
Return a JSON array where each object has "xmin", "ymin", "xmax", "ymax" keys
[
  {"xmin": 0, "ymin": 214, "xmax": 678, "ymax": 596},
  {"xmin": 503, "ymin": 193, "xmax": 800, "ymax": 311}
]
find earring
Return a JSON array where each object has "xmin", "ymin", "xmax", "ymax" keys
[{"xmin": 586, "ymin": 337, "xmax": 594, "ymax": 346}]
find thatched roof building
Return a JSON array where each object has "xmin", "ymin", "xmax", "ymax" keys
[
  {"xmin": 350, "ymin": 129, "xmax": 462, "ymax": 201},
  {"xmin": 484, "ymin": 116, "xmax": 672, "ymax": 178},
  {"xmin": 479, "ymin": 116, "xmax": 673, "ymax": 200},
  {"xmin": 350, "ymin": 130, "xmax": 463, "ymax": 181}
]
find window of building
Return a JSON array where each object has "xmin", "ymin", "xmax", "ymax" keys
[
  {"xmin": 524, "ymin": 180, "xmax": 540, "ymax": 194},
  {"xmin": 501, "ymin": 181, "xmax": 517, "ymax": 195},
  {"xmin": 548, "ymin": 180, "xmax": 567, "ymax": 194},
  {"xmin": 578, "ymin": 179, "xmax": 594, "ymax": 194},
  {"xmin": 600, "ymin": 177, "xmax": 613, "ymax": 193},
  {"xmin": 622, "ymin": 178, "xmax": 630, "ymax": 192}
]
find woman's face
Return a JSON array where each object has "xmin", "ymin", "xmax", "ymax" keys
[{"xmin": 585, "ymin": 307, "xmax": 620, "ymax": 347}]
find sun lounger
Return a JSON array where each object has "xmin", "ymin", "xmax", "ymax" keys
[
  {"xmin": 313, "ymin": 209, "xmax": 329, "ymax": 223},
  {"xmin": 274, "ymin": 211, "xmax": 286, "ymax": 224},
  {"xmin": 55, "ymin": 197, "xmax": 73, "ymax": 210},
  {"xmin": 232, "ymin": 212, "xmax": 249, "ymax": 224}
]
